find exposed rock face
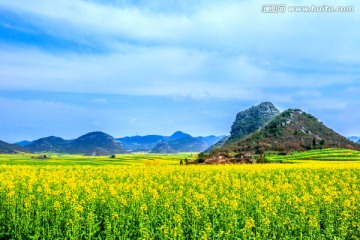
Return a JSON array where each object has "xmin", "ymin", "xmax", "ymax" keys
[
  {"xmin": 228, "ymin": 102, "xmax": 280, "ymax": 142},
  {"xmin": 151, "ymin": 141, "xmax": 176, "ymax": 154}
]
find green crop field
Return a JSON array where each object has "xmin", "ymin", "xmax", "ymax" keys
[
  {"xmin": 266, "ymin": 148, "xmax": 360, "ymax": 162},
  {"xmin": 1, "ymin": 149, "xmax": 360, "ymax": 239},
  {"xmin": 0, "ymin": 153, "xmax": 197, "ymax": 166}
]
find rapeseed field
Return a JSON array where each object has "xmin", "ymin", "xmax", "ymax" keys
[{"xmin": 1, "ymin": 161, "xmax": 360, "ymax": 239}]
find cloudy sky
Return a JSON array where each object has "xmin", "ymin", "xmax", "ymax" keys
[{"xmin": 0, "ymin": 0, "xmax": 359, "ymax": 142}]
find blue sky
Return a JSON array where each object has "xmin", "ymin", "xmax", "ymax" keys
[{"xmin": 0, "ymin": 0, "xmax": 359, "ymax": 142}]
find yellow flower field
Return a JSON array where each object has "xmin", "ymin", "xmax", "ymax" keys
[{"xmin": 1, "ymin": 162, "xmax": 360, "ymax": 239}]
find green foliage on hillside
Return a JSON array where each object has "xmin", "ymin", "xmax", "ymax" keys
[{"xmin": 210, "ymin": 109, "xmax": 359, "ymax": 158}]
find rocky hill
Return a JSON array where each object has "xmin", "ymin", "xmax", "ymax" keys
[
  {"xmin": 0, "ymin": 140, "xmax": 26, "ymax": 153},
  {"xmin": 68, "ymin": 132, "xmax": 125, "ymax": 155},
  {"xmin": 358, "ymin": 139, "xmax": 360, "ymax": 144},
  {"xmin": 228, "ymin": 102, "xmax": 280, "ymax": 142},
  {"xmin": 25, "ymin": 136, "xmax": 69, "ymax": 152},
  {"xmin": 151, "ymin": 141, "xmax": 176, "ymax": 153},
  {"xmin": 212, "ymin": 109, "xmax": 359, "ymax": 156}
]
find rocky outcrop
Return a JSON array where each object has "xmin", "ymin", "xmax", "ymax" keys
[
  {"xmin": 228, "ymin": 102, "xmax": 280, "ymax": 142},
  {"xmin": 213, "ymin": 109, "xmax": 360, "ymax": 155}
]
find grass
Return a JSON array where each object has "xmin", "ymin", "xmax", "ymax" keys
[
  {"xmin": 1, "ymin": 148, "xmax": 360, "ymax": 165},
  {"xmin": 0, "ymin": 153, "xmax": 197, "ymax": 166},
  {"xmin": 266, "ymin": 148, "xmax": 360, "ymax": 163}
]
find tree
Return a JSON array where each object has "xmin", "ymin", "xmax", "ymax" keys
[
  {"xmin": 197, "ymin": 153, "xmax": 207, "ymax": 163},
  {"xmin": 305, "ymin": 143, "xmax": 312, "ymax": 150},
  {"xmin": 258, "ymin": 153, "xmax": 268, "ymax": 163},
  {"xmin": 320, "ymin": 139, "xmax": 326, "ymax": 149},
  {"xmin": 312, "ymin": 138, "xmax": 317, "ymax": 149},
  {"xmin": 180, "ymin": 159, "xmax": 183, "ymax": 165}
]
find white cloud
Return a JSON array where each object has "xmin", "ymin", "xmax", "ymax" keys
[
  {"xmin": 0, "ymin": 43, "xmax": 358, "ymax": 102},
  {"xmin": 0, "ymin": 0, "xmax": 359, "ymax": 59},
  {"xmin": 0, "ymin": 0, "xmax": 359, "ymax": 138}
]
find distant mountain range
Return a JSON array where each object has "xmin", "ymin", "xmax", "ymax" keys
[
  {"xmin": 7, "ymin": 131, "xmax": 223, "ymax": 155},
  {"xmin": 348, "ymin": 136, "xmax": 360, "ymax": 143},
  {"xmin": 68, "ymin": 132, "xmax": 125, "ymax": 155},
  {"xmin": 15, "ymin": 140, "xmax": 31, "ymax": 147},
  {"xmin": 22, "ymin": 132, "xmax": 124, "ymax": 155},
  {"xmin": 203, "ymin": 135, "xmax": 229, "ymax": 154},
  {"xmin": 5, "ymin": 101, "xmax": 358, "ymax": 157},
  {"xmin": 25, "ymin": 136, "xmax": 70, "ymax": 153},
  {"xmin": 117, "ymin": 131, "xmax": 223, "ymax": 153},
  {"xmin": 151, "ymin": 141, "xmax": 176, "ymax": 154},
  {"xmin": 205, "ymin": 102, "xmax": 359, "ymax": 160},
  {"xmin": 116, "ymin": 135, "xmax": 164, "ymax": 152},
  {"xmin": 0, "ymin": 140, "xmax": 27, "ymax": 154}
]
